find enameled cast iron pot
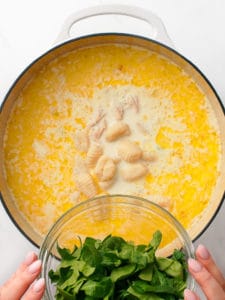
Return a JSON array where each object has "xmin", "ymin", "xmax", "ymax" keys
[{"xmin": 0, "ymin": 5, "xmax": 225, "ymax": 247}]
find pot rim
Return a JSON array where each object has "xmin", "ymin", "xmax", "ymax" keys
[
  {"xmin": 1, "ymin": 32, "xmax": 225, "ymax": 114},
  {"xmin": 0, "ymin": 32, "xmax": 224, "ymax": 248}
]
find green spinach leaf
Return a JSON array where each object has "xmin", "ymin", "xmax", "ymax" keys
[{"xmin": 49, "ymin": 231, "xmax": 188, "ymax": 299}]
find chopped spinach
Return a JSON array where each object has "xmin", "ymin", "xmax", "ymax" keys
[{"xmin": 49, "ymin": 231, "xmax": 188, "ymax": 299}]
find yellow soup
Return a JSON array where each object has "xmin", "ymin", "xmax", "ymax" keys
[{"xmin": 3, "ymin": 44, "xmax": 221, "ymax": 241}]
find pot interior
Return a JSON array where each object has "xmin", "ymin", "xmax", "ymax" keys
[{"xmin": 0, "ymin": 34, "xmax": 224, "ymax": 247}]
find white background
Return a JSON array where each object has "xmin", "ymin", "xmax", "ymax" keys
[{"xmin": 0, "ymin": 0, "xmax": 224, "ymax": 296}]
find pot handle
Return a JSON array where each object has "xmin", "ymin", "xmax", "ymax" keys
[{"xmin": 55, "ymin": 5, "xmax": 173, "ymax": 47}]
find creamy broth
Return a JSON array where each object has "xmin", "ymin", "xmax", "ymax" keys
[{"xmin": 4, "ymin": 44, "xmax": 221, "ymax": 241}]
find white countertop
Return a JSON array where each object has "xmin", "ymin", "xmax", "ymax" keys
[{"xmin": 0, "ymin": 0, "xmax": 225, "ymax": 291}]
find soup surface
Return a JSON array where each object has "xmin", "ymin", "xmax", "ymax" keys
[{"xmin": 3, "ymin": 44, "xmax": 221, "ymax": 239}]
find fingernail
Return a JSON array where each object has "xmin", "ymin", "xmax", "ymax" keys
[
  {"xmin": 197, "ymin": 244, "xmax": 210, "ymax": 260},
  {"xmin": 188, "ymin": 258, "xmax": 202, "ymax": 272},
  {"xmin": 184, "ymin": 289, "xmax": 197, "ymax": 300},
  {"xmin": 28, "ymin": 260, "xmax": 42, "ymax": 274},
  {"xmin": 33, "ymin": 278, "xmax": 45, "ymax": 293},
  {"xmin": 24, "ymin": 251, "xmax": 36, "ymax": 266}
]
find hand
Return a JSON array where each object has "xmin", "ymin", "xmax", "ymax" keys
[
  {"xmin": 0, "ymin": 252, "xmax": 45, "ymax": 300},
  {"xmin": 184, "ymin": 244, "xmax": 225, "ymax": 300}
]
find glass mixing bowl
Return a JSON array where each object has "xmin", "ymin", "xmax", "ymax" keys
[{"xmin": 39, "ymin": 194, "xmax": 195, "ymax": 299}]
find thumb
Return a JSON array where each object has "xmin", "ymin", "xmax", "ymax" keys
[{"xmin": 188, "ymin": 258, "xmax": 225, "ymax": 300}]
